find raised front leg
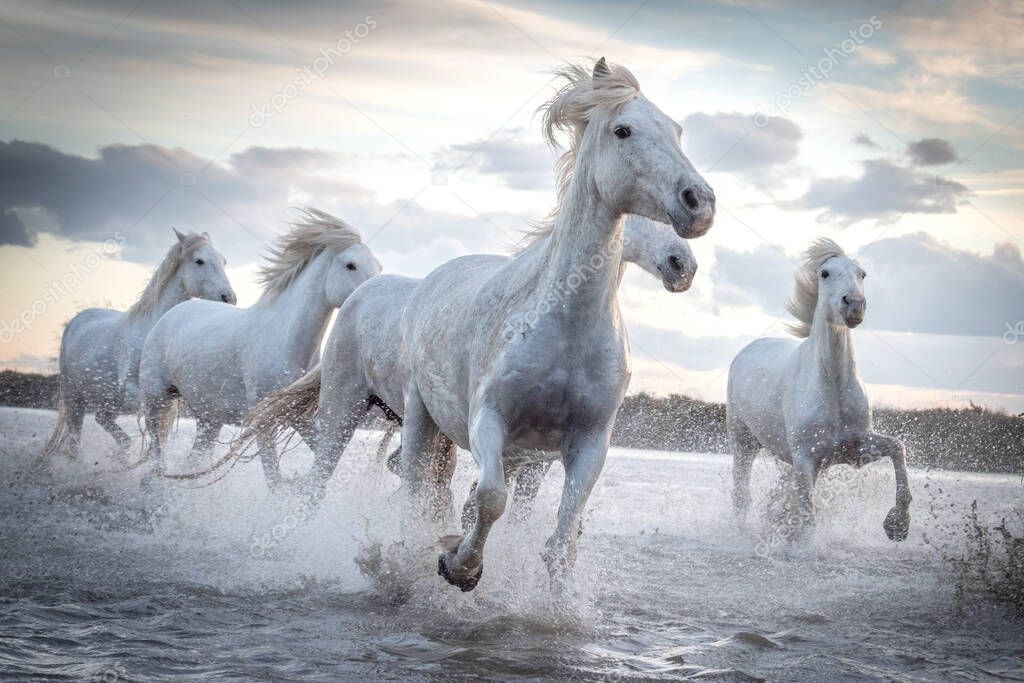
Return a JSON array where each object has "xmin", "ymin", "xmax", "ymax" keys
[
  {"xmin": 856, "ymin": 433, "xmax": 912, "ymax": 541},
  {"xmin": 438, "ymin": 407, "xmax": 506, "ymax": 592},
  {"xmin": 542, "ymin": 429, "xmax": 609, "ymax": 578}
]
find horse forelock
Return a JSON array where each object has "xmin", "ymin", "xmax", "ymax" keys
[
  {"xmin": 257, "ymin": 207, "xmax": 364, "ymax": 300},
  {"xmin": 785, "ymin": 237, "xmax": 847, "ymax": 338},
  {"xmin": 516, "ymin": 60, "xmax": 641, "ymax": 252}
]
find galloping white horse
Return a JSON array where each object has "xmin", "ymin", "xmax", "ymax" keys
[
  {"xmin": 235, "ymin": 215, "xmax": 698, "ymax": 518},
  {"xmin": 138, "ymin": 209, "xmax": 381, "ymax": 482},
  {"xmin": 381, "ymin": 59, "xmax": 713, "ymax": 591},
  {"xmin": 43, "ymin": 229, "xmax": 235, "ymax": 459},
  {"xmin": 727, "ymin": 238, "xmax": 911, "ymax": 542}
]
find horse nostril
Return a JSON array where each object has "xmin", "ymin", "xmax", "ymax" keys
[
  {"xmin": 842, "ymin": 295, "xmax": 849, "ymax": 305},
  {"xmin": 221, "ymin": 293, "xmax": 232, "ymax": 303},
  {"xmin": 682, "ymin": 187, "xmax": 699, "ymax": 211},
  {"xmin": 668, "ymin": 255, "xmax": 682, "ymax": 272}
]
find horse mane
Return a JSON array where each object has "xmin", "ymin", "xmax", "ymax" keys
[
  {"xmin": 785, "ymin": 237, "xmax": 847, "ymax": 338},
  {"xmin": 127, "ymin": 232, "xmax": 209, "ymax": 317},
  {"xmin": 257, "ymin": 207, "xmax": 364, "ymax": 300},
  {"xmin": 516, "ymin": 59, "xmax": 641, "ymax": 251}
]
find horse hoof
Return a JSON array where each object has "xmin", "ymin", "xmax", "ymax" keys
[
  {"xmin": 883, "ymin": 506, "xmax": 910, "ymax": 542},
  {"xmin": 437, "ymin": 554, "xmax": 482, "ymax": 592}
]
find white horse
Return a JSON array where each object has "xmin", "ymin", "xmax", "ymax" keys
[
  {"xmin": 297, "ymin": 59, "xmax": 710, "ymax": 592},
  {"xmin": 726, "ymin": 238, "xmax": 911, "ymax": 542},
  {"xmin": 138, "ymin": 209, "xmax": 381, "ymax": 483},
  {"xmin": 235, "ymin": 214, "xmax": 698, "ymax": 518},
  {"xmin": 43, "ymin": 229, "xmax": 235, "ymax": 459}
]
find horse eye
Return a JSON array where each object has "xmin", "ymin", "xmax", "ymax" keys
[
  {"xmin": 346, "ymin": 262, "xmax": 356, "ymax": 271},
  {"xmin": 820, "ymin": 270, "xmax": 829, "ymax": 279},
  {"xmin": 195, "ymin": 259, "xmax": 205, "ymax": 266},
  {"xmin": 614, "ymin": 125, "xmax": 631, "ymax": 139},
  {"xmin": 860, "ymin": 271, "xmax": 866, "ymax": 279}
]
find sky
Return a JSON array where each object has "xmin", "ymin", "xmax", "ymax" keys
[{"xmin": 0, "ymin": 0, "xmax": 1022, "ymax": 412}]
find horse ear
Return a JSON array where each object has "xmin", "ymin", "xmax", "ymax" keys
[
  {"xmin": 593, "ymin": 57, "xmax": 611, "ymax": 79},
  {"xmin": 172, "ymin": 227, "xmax": 187, "ymax": 243},
  {"xmin": 202, "ymin": 231, "xmax": 210, "ymax": 240}
]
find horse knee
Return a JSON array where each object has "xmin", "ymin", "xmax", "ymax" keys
[{"xmin": 475, "ymin": 480, "xmax": 507, "ymax": 522}]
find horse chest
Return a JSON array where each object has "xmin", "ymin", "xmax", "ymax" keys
[{"xmin": 496, "ymin": 340, "xmax": 625, "ymax": 440}]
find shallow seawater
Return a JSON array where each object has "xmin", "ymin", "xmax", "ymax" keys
[{"xmin": 1, "ymin": 407, "xmax": 1022, "ymax": 680}]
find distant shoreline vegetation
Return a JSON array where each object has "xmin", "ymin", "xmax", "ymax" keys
[{"xmin": 1, "ymin": 370, "xmax": 1020, "ymax": 475}]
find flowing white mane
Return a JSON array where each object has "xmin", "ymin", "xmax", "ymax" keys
[
  {"xmin": 128, "ymin": 232, "xmax": 209, "ymax": 317},
  {"xmin": 785, "ymin": 237, "xmax": 847, "ymax": 338},
  {"xmin": 257, "ymin": 208, "xmax": 363, "ymax": 300},
  {"xmin": 517, "ymin": 59, "xmax": 641, "ymax": 250}
]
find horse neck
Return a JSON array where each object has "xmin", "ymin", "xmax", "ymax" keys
[
  {"xmin": 146, "ymin": 270, "xmax": 190, "ymax": 322},
  {"xmin": 807, "ymin": 299, "xmax": 856, "ymax": 386},
  {"xmin": 531, "ymin": 165, "xmax": 625, "ymax": 312},
  {"xmin": 254, "ymin": 252, "xmax": 334, "ymax": 358}
]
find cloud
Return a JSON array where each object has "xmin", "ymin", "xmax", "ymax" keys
[
  {"xmin": 433, "ymin": 129, "xmax": 553, "ymax": 191},
  {"xmin": 787, "ymin": 158, "xmax": 968, "ymax": 225},
  {"xmin": 853, "ymin": 133, "xmax": 880, "ymax": 148},
  {"xmin": 859, "ymin": 232, "xmax": 1024, "ymax": 337},
  {"xmin": 0, "ymin": 208, "xmax": 33, "ymax": 247},
  {"xmin": 907, "ymin": 138, "xmax": 958, "ymax": 166},
  {"xmin": 680, "ymin": 112, "xmax": 801, "ymax": 177},
  {"xmin": 0, "ymin": 139, "xmax": 519, "ymax": 264},
  {"xmin": 712, "ymin": 233, "xmax": 1024, "ymax": 338},
  {"xmin": 630, "ymin": 323, "xmax": 1024, "ymax": 399},
  {"xmin": 709, "ymin": 243, "xmax": 793, "ymax": 313}
]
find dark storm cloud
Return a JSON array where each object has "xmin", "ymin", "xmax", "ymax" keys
[
  {"xmin": 0, "ymin": 139, "xmax": 523, "ymax": 265},
  {"xmin": 711, "ymin": 233, "xmax": 1024, "ymax": 338},
  {"xmin": 787, "ymin": 159, "xmax": 968, "ymax": 225},
  {"xmin": 680, "ymin": 112, "xmax": 802, "ymax": 175},
  {"xmin": 0, "ymin": 140, "xmax": 270, "ymax": 259},
  {"xmin": 0, "ymin": 208, "xmax": 33, "ymax": 247},
  {"xmin": 907, "ymin": 138, "xmax": 959, "ymax": 166}
]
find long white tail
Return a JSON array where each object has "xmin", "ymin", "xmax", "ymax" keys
[
  {"xmin": 41, "ymin": 385, "xmax": 75, "ymax": 459},
  {"xmin": 229, "ymin": 364, "xmax": 324, "ymax": 460}
]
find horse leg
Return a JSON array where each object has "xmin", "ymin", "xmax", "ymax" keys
[
  {"xmin": 64, "ymin": 396, "xmax": 86, "ymax": 459},
  {"xmin": 429, "ymin": 434, "xmax": 457, "ymax": 523},
  {"xmin": 188, "ymin": 419, "xmax": 222, "ymax": 468},
  {"xmin": 254, "ymin": 434, "xmax": 283, "ymax": 491},
  {"xmin": 509, "ymin": 459, "xmax": 550, "ymax": 524},
  {"xmin": 438, "ymin": 407, "xmax": 505, "ymax": 591},
  {"xmin": 397, "ymin": 384, "xmax": 444, "ymax": 512},
  {"xmin": 96, "ymin": 409, "xmax": 132, "ymax": 455},
  {"xmin": 788, "ymin": 448, "xmax": 821, "ymax": 540},
  {"xmin": 461, "ymin": 452, "xmax": 519, "ymax": 532},
  {"xmin": 728, "ymin": 416, "xmax": 760, "ymax": 524},
  {"xmin": 140, "ymin": 388, "xmax": 176, "ymax": 486},
  {"xmin": 856, "ymin": 433, "xmax": 912, "ymax": 541},
  {"xmin": 542, "ymin": 429, "xmax": 609, "ymax": 579},
  {"xmin": 307, "ymin": 379, "xmax": 368, "ymax": 504}
]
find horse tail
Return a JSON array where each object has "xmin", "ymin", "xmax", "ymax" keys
[
  {"xmin": 228, "ymin": 365, "xmax": 324, "ymax": 462},
  {"xmin": 41, "ymin": 383, "xmax": 73, "ymax": 459},
  {"xmin": 379, "ymin": 422, "xmax": 400, "ymax": 472}
]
